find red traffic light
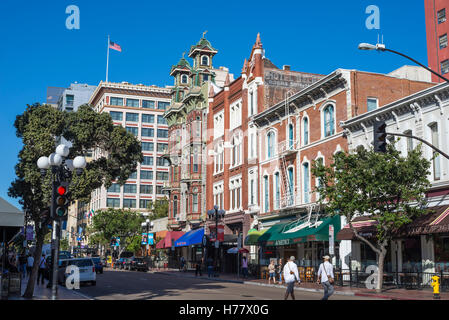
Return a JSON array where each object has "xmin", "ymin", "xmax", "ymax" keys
[{"xmin": 57, "ymin": 186, "xmax": 67, "ymax": 195}]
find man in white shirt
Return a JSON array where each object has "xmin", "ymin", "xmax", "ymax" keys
[
  {"xmin": 317, "ymin": 255, "xmax": 334, "ymax": 300},
  {"xmin": 26, "ymin": 254, "xmax": 34, "ymax": 278},
  {"xmin": 283, "ymin": 256, "xmax": 300, "ymax": 300}
]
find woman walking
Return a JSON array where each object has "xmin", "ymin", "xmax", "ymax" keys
[
  {"xmin": 277, "ymin": 258, "xmax": 283, "ymax": 284},
  {"xmin": 268, "ymin": 260, "xmax": 276, "ymax": 284}
]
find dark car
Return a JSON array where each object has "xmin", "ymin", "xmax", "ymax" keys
[
  {"xmin": 113, "ymin": 258, "xmax": 128, "ymax": 270},
  {"xmin": 129, "ymin": 257, "xmax": 148, "ymax": 272},
  {"xmin": 91, "ymin": 257, "xmax": 104, "ymax": 274}
]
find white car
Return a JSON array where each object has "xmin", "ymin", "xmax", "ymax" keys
[{"xmin": 59, "ymin": 258, "xmax": 96, "ymax": 286}]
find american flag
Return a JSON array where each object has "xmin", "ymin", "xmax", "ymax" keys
[{"xmin": 109, "ymin": 41, "xmax": 122, "ymax": 52}]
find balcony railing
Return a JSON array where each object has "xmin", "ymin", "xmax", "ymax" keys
[{"xmin": 278, "ymin": 140, "xmax": 299, "ymax": 155}]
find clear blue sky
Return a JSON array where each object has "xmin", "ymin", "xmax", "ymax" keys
[{"xmin": 0, "ymin": 0, "xmax": 429, "ymax": 209}]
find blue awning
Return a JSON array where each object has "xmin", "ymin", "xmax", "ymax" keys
[{"xmin": 174, "ymin": 228, "xmax": 204, "ymax": 247}]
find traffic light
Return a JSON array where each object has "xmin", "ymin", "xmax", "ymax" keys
[
  {"xmin": 55, "ymin": 181, "xmax": 69, "ymax": 220},
  {"xmin": 373, "ymin": 120, "xmax": 387, "ymax": 153}
]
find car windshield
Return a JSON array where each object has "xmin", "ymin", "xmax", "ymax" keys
[{"xmin": 69, "ymin": 259, "xmax": 93, "ymax": 267}]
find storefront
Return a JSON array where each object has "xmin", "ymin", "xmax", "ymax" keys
[
  {"xmin": 257, "ymin": 215, "xmax": 341, "ymax": 268},
  {"xmin": 174, "ymin": 228, "xmax": 204, "ymax": 268},
  {"xmin": 155, "ymin": 230, "xmax": 184, "ymax": 268}
]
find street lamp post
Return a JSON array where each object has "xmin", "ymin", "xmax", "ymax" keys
[
  {"xmin": 207, "ymin": 205, "xmax": 225, "ymax": 275},
  {"xmin": 37, "ymin": 144, "xmax": 86, "ymax": 300},
  {"xmin": 141, "ymin": 219, "xmax": 154, "ymax": 257},
  {"xmin": 358, "ymin": 42, "xmax": 449, "ymax": 83}
]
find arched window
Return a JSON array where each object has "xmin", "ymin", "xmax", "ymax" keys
[
  {"xmin": 274, "ymin": 172, "xmax": 280, "ymax": 210},
  {"xmin": 181, "ymin": 74, "xmax": 188, "ymax": 84},
  {"xmin": 264, "ymin": 175, "xmax": 270, "ymax": 213},
  {"xmin": 287, "ymin": 167, "xmax": 294, "ymax": 206},
  {"xmin": 303, "ymin": 162, "xmax": 310, "ymax": 203},
  {"xmin": 303, "ymin": 117, "xmax": 309, "ymax": 145},
  {"xmin": 201, "ymin": 55, "xmax": 209, "ymax": 66},
  {"xmin": 267, "ymin": 131, "xmax": 275, "ymax": 159},
  {"xmin": 289, "ymin": 124, "xmax": 294, "ymax": 149},
  {"xmin": 323, "ymin": 105, "xmax": 335, "ymax": 137}
]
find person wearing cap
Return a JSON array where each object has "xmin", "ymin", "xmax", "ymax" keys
[
  {"xmin": 282, "ymin": 256, "xmax": 300, "ymax": 300},
  {"xmin": 317, "ymin": 255, "xmax": 335, "ymax": 300}
]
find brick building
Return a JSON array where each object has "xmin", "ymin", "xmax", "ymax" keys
[
  {"xmin": 425, "ymin": 0, "xmax": 449, "ymax": 82},
  {"xmin": 89, "ymin": 81, "xmax": 172, "ymax": 213},
  {"xmin": 164, "ymin": 35, "xmax": 233, "ymax": 237},
  {"xmin": 252, "ymin": 69, "xmax": 435, "ymax": 268},
  {"xmin": 206, "ymin": 34, "xmax": 324, "ymax": 272}
]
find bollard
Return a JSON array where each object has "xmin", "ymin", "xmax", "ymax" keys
[{"xmin": 431, "ymin": 275, "xmax": 440, "ymax": 300}]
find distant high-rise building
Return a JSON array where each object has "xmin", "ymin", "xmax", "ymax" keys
[
  {"xmin": 46, "ymin": 86, "xmax": 65, "ymax": 108},
  {"xmin": 57, "ymin": 82, "xmax": 97, "ymax": 112},
  {"xmin": 425, "ymin": 0, "xmax": 449, "ymax": 82}
]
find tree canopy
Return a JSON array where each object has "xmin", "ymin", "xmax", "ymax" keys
[
  {"xmin": 311, "ymin": 142, "xmax": 431, "ymax": 291},
  {"xmin": 8, "ymin": 103, "xmax": 143, "ymax": 298}
]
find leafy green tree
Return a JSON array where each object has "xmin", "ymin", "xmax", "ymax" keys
[
  {"xmin": 8, "ymin": 103, "xmax": 142, "ymax": 298},
  {"xmin": 146, "ymin": 198, "xmax": 169, "ymax": 220},
  {"xmin": 125, "ymin": 235, "xmax": 142, "ymax": 254},
  {"xmin": 89, "ymin": 208, "xmax": 144, "ymax": 257},
  {"xmin": 59, "ymin": 238, "xmax": 69, "ymax": 251},
  {"xmin": 311, "ymin": 143, "xmax": 431, "ymax": 292}
]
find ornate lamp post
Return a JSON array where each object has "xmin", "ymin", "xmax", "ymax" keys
[
  {"xmin": 207, "ymin": 205, "xmax": 225, "ymax": 275},
  {"xmin": 141, "ymin": 219, "xmax": 154, "ymax": 257},
  {"xmin": 37, "ymin": 144, "xmax": 86, "ymax": 300}
]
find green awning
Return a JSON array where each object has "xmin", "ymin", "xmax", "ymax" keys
[
  {"xmin": 244, "ymin": 228, "xmax": 268, "ymax": 245},
  {"xmin": 258, "ymin": 215, "xmax": 341, "ymax": 247}
]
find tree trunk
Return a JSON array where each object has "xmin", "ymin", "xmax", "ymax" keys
[
  {"xmin": 23, "ymin": 228, "xmax": 45, "ymax": 299},
  {"xmin": 376, "ymin": 248, "xmax": 386, "ymax": 293}
]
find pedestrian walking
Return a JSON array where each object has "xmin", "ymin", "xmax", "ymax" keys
[
  {"xmin": 26, "ymin": 254, "xmax": 34, "ymax": 278},
  {"xmin": 18, "ymin": 252, "xmax": 27, "ymax": 279},
  {"xmin": 317, "ymin": 255, "xmax": 335, "ymax": 300},
  {"xmin": 195, "ymin": 260, "xmax": 202, "ymax": 277},
  {"xmin": 241, "ymin": 256, "xmax": 248, "ymax": 279},
  {"xmin": 282, "ymin": 256, "xmax": 300, "ymax": 300},
  {"xmin": 207, "ymin": 257, "xmax": 214, "ymax": 278},
  {"xmin": 268, "ymin": 260, "xmax": 276, "ymax": 284},
  {"xmin": 180, "ymin": 256, "xmax": 186, "ymax": 272},
  {"xmin": 277, "ymin": 258, "xmax": 283, "ymax": 284},
  {"xmin": 37, "ymin": 254, "xmax": 46, "ymax": 285}
]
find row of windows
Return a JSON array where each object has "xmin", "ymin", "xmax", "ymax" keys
[
  {"xmin": 142, "ymin": 156, "xmax": 170, "ymax": 166},
  {"xmin": 110, "ymin": 111, "xmax": 167, "ymax": 124},
  {"xmin": 109, "ymin": 97, "xmax": 170, "ymax": 110},
  {"xmin": 126, "ymin": 127, "xmax": 169, "ymax": 138},
  {"xmin": 142, "ymin": 142, "xmax": 168, "ymax": 153},
  {"xmin": 108, "ymin": 182, "xmax": 169, "ymax": 194},
  {"xmin": 107, "ymin": 196, "xmax": 168, "ymax": 209}
]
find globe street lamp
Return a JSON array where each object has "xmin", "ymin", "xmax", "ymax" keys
[
  {"xmin": 358, "ymin": 42, "xmax": 449, "ymax": 83},
  {"xmin": 141, "ymin": 219, "xmax": 154, "ymax": 258},
  {"xmin": 36, "ymin": 144, "xmax": 87, "ymax": 300},
  {"xmin": 207, "ymin": 205, "xmax": 225, "ymax": 275}
]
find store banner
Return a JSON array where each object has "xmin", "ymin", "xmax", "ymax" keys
[
  {"xmin": 209, "ymin": 224, "xmax": 224, "ymax": 242},
  {"xmin": 26, "ymin": 226, "xmax": 34, "ymax": 241},
  {"xmin": 329, "ymin": 225, "xmax": 335, "ymax": 255},
  {"xmin": 141, "ymin": 233, "xmax": 148, "ymax": 245}
]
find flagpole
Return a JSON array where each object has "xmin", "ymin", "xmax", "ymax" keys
[{"xmin": 106, "ymin": 35, "xmax": 110, "ymax": 82}]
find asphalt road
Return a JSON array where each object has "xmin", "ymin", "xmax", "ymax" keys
[{"xmin": 75, "ymin": 269, "xmax": 381, "ymax": 300}]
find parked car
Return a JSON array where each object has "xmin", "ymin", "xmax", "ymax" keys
[
  {"xmin": 113, "ymin": 258, "xmax": 128, "ymax": 270},
  {"xmin": 59, "ymin": 258, "xmax": 96, "ymax": 286},
  {"xmin": 91, "ymin": 257, "xmax": 104, "ymax": 274},
  {"xmin": 124, "ymin": 257, "xmax": 135, "ymax": 270},
  {"xmin": 128, "ymin": 257, "xmax": 148, "ymax": 272}
]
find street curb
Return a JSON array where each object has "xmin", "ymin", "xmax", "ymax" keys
[
  {"xmin": 64, "ymin": 287, "xmax": 96, "ymax": 300},
  {"xmin": 153, "ymin": 270, "xmax": 362, "ymax": 298}
]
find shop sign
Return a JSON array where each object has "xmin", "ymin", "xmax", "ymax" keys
[
  {"xmin": 275, "ymin": 239, "xmax": 290, "ymax": 246},
  {"xmin": 307, "ymin": 235, "xmax": 316, "ymax": 241},
  {"xmin": 293, "ymin": 237, "xmax": 304, "ymax": 244}
]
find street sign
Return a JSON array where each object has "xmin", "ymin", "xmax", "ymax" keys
[{"xmin": 329, "ymin": 225, "xmax": 335, "ymax": 255}]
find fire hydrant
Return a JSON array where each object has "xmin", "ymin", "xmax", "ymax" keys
[{"xmin": 431, "ymin": 275, "xmax": 440, "ymax": 300}]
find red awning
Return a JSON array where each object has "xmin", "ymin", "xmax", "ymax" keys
[
  {"xmin": 155, "ymin": 231, "xmax": 184, "ymax": 249},
  {"xmin": 336, "ymin": 217, "xmax": 378, "ymax": 241}
]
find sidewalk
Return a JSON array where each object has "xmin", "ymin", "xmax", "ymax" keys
[
  {"xmin": 150, "ymin": 268, "xmax": 448, "ymax": 300},
  {"xmin": 7, "ymin": 276, "xmax": 91, "ymax": 300}
]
